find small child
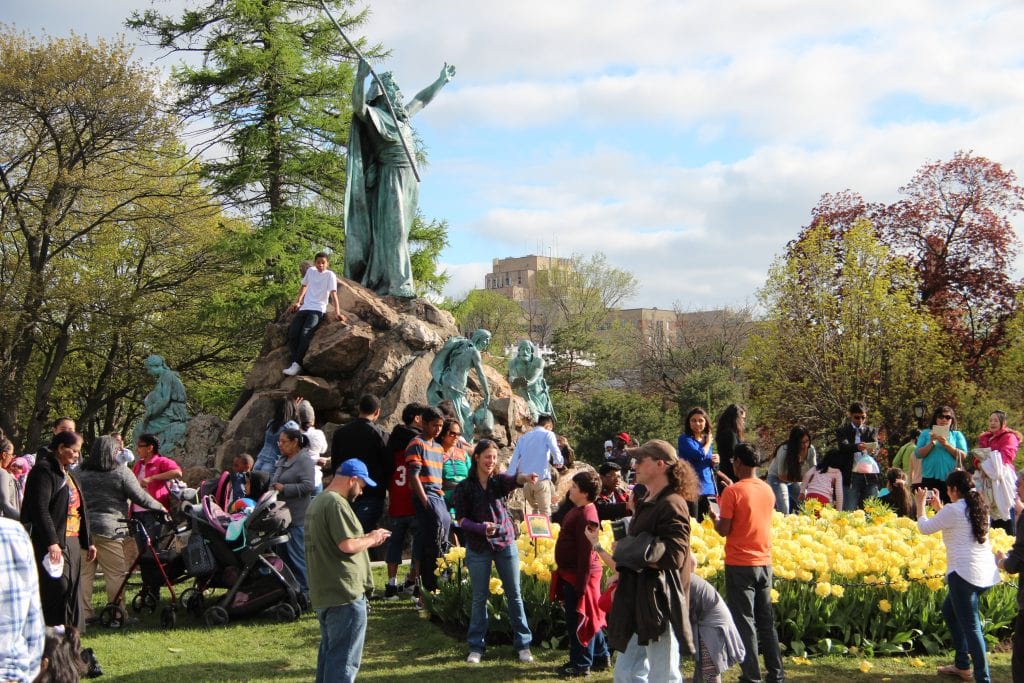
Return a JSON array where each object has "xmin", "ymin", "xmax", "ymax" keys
[{"xmin": 800, "ymin": 450, "xmax": 844, "ymax": 510}]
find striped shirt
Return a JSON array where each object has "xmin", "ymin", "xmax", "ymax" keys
[{"xmin": 405, "ymin": 436, "xmax": 445, "ymax": 496}]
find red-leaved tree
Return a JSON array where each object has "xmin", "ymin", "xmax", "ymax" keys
[
  {"xmin": 878, "ymin": 151, "xmax": 1024, "ymax": 368},
  {"xmin": 801, "ymin": 152, "xmax": 1024, "ymax": 370}
]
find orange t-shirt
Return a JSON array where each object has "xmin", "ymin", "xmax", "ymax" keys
[{"xmin": 718, "ymin": 477, "xmax": 773, "ymax": 566}]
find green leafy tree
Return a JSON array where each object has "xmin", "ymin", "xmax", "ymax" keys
[
  {"xmin": 0, "ymin": 30, "xmax": 242, "ymax": 448},
  {"xmin": 449, "ymin": 288, "xmax": 525, "ymax": 352},
  {"xmin": 128, "ymin": 0, "xmax": 366, "ymax": 312},
  {"xmin": 558, "ymin": 389, "xmax": 678, "ymax": 465},
  {"xmin": 743, "ymin": 220, "xmax": 961, "ymax": 443},
  {"xmin": 535, "ymin": 253, "xmax": 638, "ymax": 395}
]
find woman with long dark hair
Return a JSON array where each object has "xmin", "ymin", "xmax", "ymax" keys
[
  {"xmin": 678, "ymin": 407, "xmax": 720, "ymax": 521},
  {"xmin": 877, "ymin": 468, "xmax": 914, "ymax": 518},
  {"xmin": 916, "ymin": 405, "xmax": 968, "ymax": 504},
  {"xmin": 715, "ymin": 405, "xmax": 745, "ymax": 486},
  {"xmin": 766, "ymin": 426, "xmax": 816, "ymax": 514},
  {"xmin": 916, "ymin": 470, "xmax": 1000, "ymax": 683},
  {"xmin": 254, "ymin": 397, "xmax": 299, "ymax": 474},
  {"xmin": 270, "ymin": 427, "xmax": 315, "ymax": 597},
  {"xmin": 76, "ymin": 435, "xmax": 165, "ymax": 624},
  {"xmin": 21, "ymin": 431, "xmax": 96, "ymax": 629},
  {"xmin": 451, "ymin": 439, "xmax": 536, "ymax": 665}
]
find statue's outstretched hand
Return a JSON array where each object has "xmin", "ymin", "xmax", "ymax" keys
[{"xmin": 441, "ymin": 63, "xmax": 456, "ymax": 82}]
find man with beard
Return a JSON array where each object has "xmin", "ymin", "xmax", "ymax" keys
[
  {"xmin": 305, "ymin": 459, "xmax": 390, "ymax": 683},
  {"xmin": 344, "ymin": 58, "xmax": 455, "ymax": 298}
]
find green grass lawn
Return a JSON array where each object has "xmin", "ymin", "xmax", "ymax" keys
[{"xmin": 81, "ymin": 571, "xmax": 1015, "ymax": 682}]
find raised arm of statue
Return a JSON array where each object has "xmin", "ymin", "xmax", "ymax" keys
[
  {"xmin": 406, "ymin": 63, "xmax": 455, "ymax": 117},
  {"xmin": 352, "ymin": 58, "xmax": 371, "ymax": 118}
]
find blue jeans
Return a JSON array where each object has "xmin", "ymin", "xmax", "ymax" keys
[
  {"xmin": 943, "ymin": 571, "xmax": 991, "ymax": 683},
  {"xmin": 843, "ymin": 473, "xmax": 878, "ymax": 511},
  {"xmin": 413, "ymin": 494, "xmax": 450, "ymax": 592},
  {"xmin": 279, "ymin": 525, "xmax": 308, "ymax": 595},
  {"xmin": 287, "ymin": 310, "xmax": 323, "ymax": 365},
  {"xmin": 316, "ymin": 597, "xmax": 367, "ymax": 683},
  {"xmin": 724, "ymin": 565, "xmax": 784, "ymax": 683},
  {"xmin": 612, "ymin": 629, "xmax": 682, "ymax": 683},
  {"xmin": 561, "ymin": 579, "xmax": 608, "ymax": 668},
  {"xmin": 465, "ymin": 544, "xmax": 532, "ymax": 653},
  {"xmin": 766, "ymin": 475, "xmax": 800, "ymax": 514}
]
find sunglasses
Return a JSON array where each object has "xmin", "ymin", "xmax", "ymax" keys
[{"xmin": 937, "ymin": 414, "xmax": 954, "ymax": 420}]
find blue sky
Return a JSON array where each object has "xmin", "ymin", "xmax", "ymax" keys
[{"xmin": 8, "ymin": 0, "xmax": 1024, "ymax": 309}]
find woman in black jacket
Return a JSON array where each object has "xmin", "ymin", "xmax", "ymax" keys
[{"xmin": 21, "ymin": 431, "xmax": 96, "ymax": 629}]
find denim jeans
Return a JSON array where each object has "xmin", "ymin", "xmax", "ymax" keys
[
  {"xmin": 413, "ymin": 494, "xmax": 450, "ymax": 592},
  {"xmin": 843, "ymin": 473, "xmax": 878, "ymax": 511},
  {"xmin": 612, "ymin": 628, "xmax": 682, "ymax": 683},
  {"xmin": 465, "ymin": 544, "xmax": 532, "ymax": 653},
  {"xmin": 316, "ymin": 597, "xmax": 367, "ymax": 683},
  {"xmin": 279, "ymin": 524, "xmax": 308, "ymax": 595},
  {"xmin": 287, "ymin": 310, "xmax": 323, "ymax": 365},
  {"xmin": 943, "ymin": 571, "xmax": 991, "ymax": 683},
  {"xmin": 766, "ymin": 475, "xmax": 801, "ymax": 514},
  {"xmin": 724, "ymin": 565, "xmax": 784, "ymax": 683},
  {"xmin": 561, "ymin": 579, "xmax": 608, "ymax": 668}
]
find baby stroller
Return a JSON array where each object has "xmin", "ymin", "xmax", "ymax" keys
[
  {"xmin": 100, "ymin": 514, "xmax": 191, "ymax": 629},
  {"xmin": 189, "ymin": 490, "xmax": 306, "ymax": 626}
]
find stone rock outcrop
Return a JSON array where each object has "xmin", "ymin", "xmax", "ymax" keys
[
  {"xmin": 216, "ymin": 279, "xmax": 524, "ymax": 468},
  {"xmin": 182, "ymin": 414, "xmax": 226, "ymax": 469}
]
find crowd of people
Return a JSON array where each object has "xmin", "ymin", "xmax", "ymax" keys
[{"xmin": 6, "ymin": 392, "xmax": 1024, "ymax": 683}]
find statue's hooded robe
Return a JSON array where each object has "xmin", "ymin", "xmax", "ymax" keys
[{"xmin": 344, "ymin": 94, "xmax": 418, "ymax": 298}]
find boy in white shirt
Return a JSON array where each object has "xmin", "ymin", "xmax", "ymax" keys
[{"xmin": 283, "ymin": 253, "xmax": 347, "ymax": 376}]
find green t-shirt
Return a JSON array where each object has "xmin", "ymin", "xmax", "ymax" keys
[{"xmin": 304, "ymin": 490, "xmax": 371, "ymax": 609}]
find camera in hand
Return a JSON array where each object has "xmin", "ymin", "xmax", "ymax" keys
[{"xmin": 611, "ymin": 516, "xmax": 631, "ymax": 541}]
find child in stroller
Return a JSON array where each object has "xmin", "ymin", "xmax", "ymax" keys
[{"xmin": 188, "ymin": 489, "xmax": 306, "ymax": 625}]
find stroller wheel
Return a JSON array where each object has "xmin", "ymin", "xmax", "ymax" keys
[
  {"xmin": 100, "ymin": 604, "xmax": 126, "ymax": 629},
  {"xmin": 160, "ymin": 605, "xmax": 177, "ymax": 629},
  {"xmin": 130, "ymin": 593, "xmax": 144, "ymax": 613},
  {"xmin": 203, "ymin": 605, "xmax": 229, "ymax": 627},
  {"xmin": 274, "ymin": 603, "xmax": 298, "ymax": 623}
]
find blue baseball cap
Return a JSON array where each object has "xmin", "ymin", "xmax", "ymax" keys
[{"xmin": 337, "ymin": 459, "xmax": 376, "ymax": 487}]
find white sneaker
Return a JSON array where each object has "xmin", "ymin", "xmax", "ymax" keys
[
  {"xmin": 466, "ymin": 652, "xmax": 482, "ymax": 664},
  {"xmin": 282, "ymin": 362, "xmax": 301, "ymax": 376},
  {"xmin": 517, "ymin": 649, "xmax": 533, "ymax": 663}
]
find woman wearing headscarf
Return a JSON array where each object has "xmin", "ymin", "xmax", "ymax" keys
[{"xmin": 76, "ymin": 435, "xmax": 165, "ymax": 624}]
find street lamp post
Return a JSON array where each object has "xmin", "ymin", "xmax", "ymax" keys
[{"xmin": 912, "ymin": 401, "xmax": 927, "ymax": 430}]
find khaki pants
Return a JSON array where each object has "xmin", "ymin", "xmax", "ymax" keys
[
  {"xmin": 523, "ymin": 479, "xmax": 554, "ymax": 516},
  {"xmin": 79, "ymin": 535, "xmax": 130, "ymax": 619}
]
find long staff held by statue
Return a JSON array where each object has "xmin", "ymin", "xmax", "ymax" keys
[{"xmin": 318, "ymin": 0, "xmax": 421, "ymax": 182}]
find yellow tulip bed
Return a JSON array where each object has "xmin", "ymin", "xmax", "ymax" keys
[{"xmin": 422, "ymin": 501, "xmax": 1018, "ymax": 656}]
